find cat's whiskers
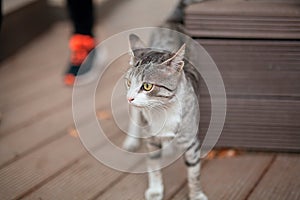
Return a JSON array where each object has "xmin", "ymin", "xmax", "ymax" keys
[{"xmin": 113, "ymin": 90, "xmax": 127, "ymax": 98}]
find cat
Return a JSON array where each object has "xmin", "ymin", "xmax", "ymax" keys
[{"xmin": 122, "ymin": 32, "xmax": 207, "ymax": 200}]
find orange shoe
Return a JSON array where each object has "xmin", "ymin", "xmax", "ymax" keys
[
  {"xmin": 64, "ymin": 34, "xmax": 96, "ymax": 86},
  {"xmin": 64, "ymin": 74, "xmax": 76, "ymax": 86}
]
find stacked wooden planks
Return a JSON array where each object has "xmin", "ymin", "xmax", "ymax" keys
[
  {"xmin": 184, "ymin": 0, "xmax": 300, "ymax": 39},
  {"xmin": 185, "ymin": 0, "xmax": 300, "ymax": 151}
]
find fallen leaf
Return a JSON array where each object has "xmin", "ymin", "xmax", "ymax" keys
[
  {"xmin": 218, "ymin": 149, "xmax": 238, "ymax": 158},
  {"xmin": 68, "ymin": 127, "xmax": 79, "ymax": 138},
  {"xmin": 205, "ymin": 150, "xmax": 217, "ymax": 160},
  {"xmin": 96, "ymin": 110, "xmax": 111, "ymax": 120}
]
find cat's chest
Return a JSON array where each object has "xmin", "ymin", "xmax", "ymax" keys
[{"xmin": 142, "ymin": 104, "xmax": 181, "ymax": 136}]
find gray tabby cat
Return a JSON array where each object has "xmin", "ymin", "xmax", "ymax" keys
[{"xmin": 122, "ymin": 32, "xmax": 207, "ymax": 200}]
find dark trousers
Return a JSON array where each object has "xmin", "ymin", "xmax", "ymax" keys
[
  {"xmin": 0, "ymin": 0, "xmax": 2, "ymax": 30},
  {"xmin": 67, "ymin": 0, "xmax": 94, "ymax": 36}
]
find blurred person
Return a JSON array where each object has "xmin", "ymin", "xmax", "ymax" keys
[
  {"xmin": 64, "ymin": 0, "xmax": 96, "ymax": 86},
  {"xmin": 0, "ymin": 0, "xmax": 2, "ymax": 30},
  {"xmin": 63, "ymin": 0, "xmax": 201, "ymax": 86}
]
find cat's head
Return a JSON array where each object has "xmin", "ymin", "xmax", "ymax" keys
[{"xmin": 125, "ymin": 34, "xmax": 185, "ymax": 108}]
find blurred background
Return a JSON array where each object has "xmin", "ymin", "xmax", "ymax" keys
[{"xmin": 0, "ymin": 0, "xmax": 299, "ymax": 199}]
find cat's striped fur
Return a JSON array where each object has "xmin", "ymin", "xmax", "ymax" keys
[{"xmin": 122, "ymin": 25, "xmax": 207, "ymax": 200}]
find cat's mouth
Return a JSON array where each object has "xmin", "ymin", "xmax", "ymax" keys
[
  {"xmin": 129, "ymin": 101, "xmax": 149, "ymax": 109},
  {"xmin": 130, "ymin": 103, "xmax": 145, "ymax": 109}
]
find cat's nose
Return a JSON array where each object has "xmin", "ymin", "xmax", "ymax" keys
[{"xmin": 128, "ymin": 97, "xmax": 134, "ymax": 103}]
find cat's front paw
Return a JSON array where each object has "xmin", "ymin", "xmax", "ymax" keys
[
  {"xmin": 145, "ymin": 186, "xmax": 164, "ymax": 200},
  {"xmin": 190, "ymin": 191, "xmax": 208, "ymax": 200},
  {"xmin": 122, "ymin": 137, "xmax": 141, "ymax": 152}
]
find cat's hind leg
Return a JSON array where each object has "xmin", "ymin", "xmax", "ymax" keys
[
  {"xmin": 145, "ymin": 138, "xmax": 164, "ymax": 200},
  {"xmin": 182, "ymin": 139, "xmax": 207, "ymax": 200}
]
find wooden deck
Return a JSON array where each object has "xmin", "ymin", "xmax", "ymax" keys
[{"xmin": 0, "ymin": 1, "xmax": 300, "ymax": 199}]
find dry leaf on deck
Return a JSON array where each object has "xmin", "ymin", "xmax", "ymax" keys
[
  {"xmin": 218, "ymin": 149, "xmax": 238, "ymax": 158},
  {"xmin": 205, "ymin": 150, "xmax": 217, "ymax": 160},
  {"xmin": 68, "ymin": 127, "xmax": 79, "ymax": 138},
  {"xmin": 96, "ymin": 110, "xmax": 111, "ymax": 120}
]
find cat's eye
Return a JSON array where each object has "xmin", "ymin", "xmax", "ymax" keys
[
  {"xmin": 142, "ymin": 83, "xmax": 153, "ymax": 91},
  {"xmin": 126, "ymin": 79, "xmax": 131, "ymax": 87}
]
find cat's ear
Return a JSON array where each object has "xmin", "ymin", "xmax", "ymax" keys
[
  {"xmin": 162, "ymin": 44, "xmax": 185, "ymax": 72},
  {"xmin": 129, "ymin": 34, "xmax": 146, "ymax": 65},
  {"xmin": 129, "ymin": 34, "xmax": 146, "ymax": 51}
]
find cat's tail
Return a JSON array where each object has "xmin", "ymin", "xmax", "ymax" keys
[{"xmin": 149, "ymin": 22, "xmax": 186, "ymax": 53}]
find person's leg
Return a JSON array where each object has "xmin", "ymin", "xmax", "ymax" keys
[
  {"xmin": 67, "ymin": 0, "xmax": 94, "ymax": 36},
  {"xmin": 0, "ymin": 0, "xmax": 2, "ymax": 30},
  {"xmin": 64, "ymin": 0, "xmax": 96, "ymax": 85}
]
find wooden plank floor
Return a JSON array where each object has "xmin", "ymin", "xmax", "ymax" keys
[{"xmin": 0, "ymin": 1, "xmax": 300, "ymax": 200}]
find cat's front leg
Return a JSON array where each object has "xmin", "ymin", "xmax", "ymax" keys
[
  {"xmin": 183, "ymin": 139, "xmax": 207, "ymax": 200},
  {"xmin": 122, "ymin": 107, "xmax": 142, "ymax": 152},
  {"xmin": 145, "ymin": 186, "xmax": 163, "ymax": 200},
  {"xmin": 122, "ymin": 136, "xmax": 141, "ymax": 152},
  {"xmin": 145, "ymin": 138, "xmax": 164, "ymax": 200}
]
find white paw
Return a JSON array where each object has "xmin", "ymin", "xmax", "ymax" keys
[
  {"xmin": 145, "ymin": 186, "xmax": 164, "ymax": 200},
  {"xmin": 122, "ymin": 137, "xmax": 141, "ymax": 152},
  {"xmin": 190, "ymin": 192, "xmax": 208, "ymax": 200}
]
